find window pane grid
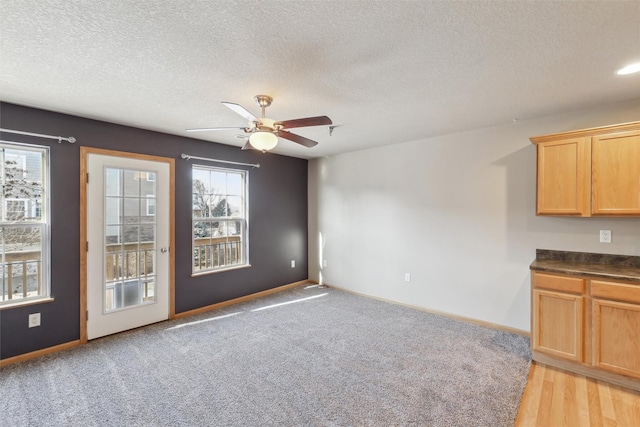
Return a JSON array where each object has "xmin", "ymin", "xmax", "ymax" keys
[
  {"xmin": 0, "ymin": 143, "xmax": 48, "ymax": 304},
  {"xmin": 192, "ymin": 165, "xmax": 247, "ymax": 274},
  {"xmin": 104, "ymin": 167, "xmax": 156, "ymax": 312}
]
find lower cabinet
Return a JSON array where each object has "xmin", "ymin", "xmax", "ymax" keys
[
  {"xmin": 532, "ymin": 289, "xmax": 583, "ymax": 361},
  {"xmin": 531, "ymin": 273, "xmax": 584, "ymax": 362},
  {"xmin": 591, "ymin": 280, "xmax": 640, "ymax": 379},
  {"xmin": 531, "ymin": 272, "xmax": 640, "ymax": 388}
]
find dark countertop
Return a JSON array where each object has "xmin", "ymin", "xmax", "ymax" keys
[{"xmin": 530, "ymin": 249, "xmax": 640, "ymax": 283}]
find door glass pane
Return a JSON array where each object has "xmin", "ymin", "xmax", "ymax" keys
[
  {"xmin": 141, "ymin": 197, "xmax": 155, "ymax": 222},
  {"xmin": 140, "ymin": 249, "xmax": 155, "ymax": 276},
  {"xmin": 142, "ymin": 278, "xmax": 155, "ymax": 302},
  {"xmin": 123, "ymin": 197, "xmax": 139, "ymax": 221},
  {"xmin": 105, "ymin": 198, "xmax": 122, "ymax": 225},
  {"xmin": 140, "ymin": 224, "xmax": 155, "ymax": 246},
  {"xmin": 124, "ymin": 251, "xmax": 138, "ymax": 278},
  {"xmin": 123, "ymin": 225, "xmax": 139, "ymax": 248},
  {"xmin": 141, "ymin": 174, "xmax": 156, "ymax": 197},
  {"xmin": 105, "ymin": 225, "xmax": 122, "ymax": 245},
  {"xmin": 105, "ymin": 168, "xmax": 122, "ymax": 197},
  {"xmin": 122, "ymin": 278, "xmax": 142, "ymax": 308},
  {"xmin": 104, "ymin": 167, "xmax": 157, "ymax": 313},
  {"xmin": 123, "ymin": 169, "xmax": 140, "ymax": 197}
]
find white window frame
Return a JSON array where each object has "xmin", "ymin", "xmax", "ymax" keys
[
  {"xmin": 191, "ymin": 164, "xmax": 249, "ymax": 275},
  {"xmin": 0, "ymin": 141, "xmax": 50, "ymax": 306}
]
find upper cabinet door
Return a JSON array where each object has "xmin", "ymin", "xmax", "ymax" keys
[
  {"xmin": 592, "ymin": 130, "xmax": 640, "ymax": 215},
  {"xmin": 536, "ymin": 137, "xmax": 591, "ymax": 216}
]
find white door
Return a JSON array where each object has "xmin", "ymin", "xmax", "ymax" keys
[{"xmin": 86, "ymin": 153, "xmax": 170, "ymax": 340}]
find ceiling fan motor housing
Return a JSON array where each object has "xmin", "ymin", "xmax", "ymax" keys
[{"xmin": 254, "ymin": 95, "xmax": 273, "ymax": 108}]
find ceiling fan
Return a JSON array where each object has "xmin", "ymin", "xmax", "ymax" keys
[{"xmin": 186, "ymin": 95, "xmax": 332, "ymax": 151}]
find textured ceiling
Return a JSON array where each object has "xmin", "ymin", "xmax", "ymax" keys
[{"xmin": 1, "ymin": 1, "xmax": 639, "ymax": 159}]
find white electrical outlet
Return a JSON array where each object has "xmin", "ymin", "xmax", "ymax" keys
[
  {"xmin": 405, "ymin": 273, "xmax": 411, "ymax": 282},
  {"xmin": 600, "ymin": 230, "xmax": 612, "ymax": 243},
  {"xmin": 28, "ymin": 313, "xmax": 41, "ymax": 328},
  {"xmin": 291, "ymin": 260, "xmax": 295, "ymax": 268}
]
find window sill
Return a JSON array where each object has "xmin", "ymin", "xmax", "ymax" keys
[
  {"xmin": 191, "ymin": 263, "xmax": 251, "ymax": 277},
  {"xmin": 0, "ymin": 297, "xmax": 54, "ymax": 310}
]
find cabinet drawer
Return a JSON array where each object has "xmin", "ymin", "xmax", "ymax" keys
[
  {"xmin": 591, "ymin": 280, "xmax": 640, "ymax": 304},
  {"xmin": 533, "ymin": 272, "xmax": 584, "ymax": 293}
]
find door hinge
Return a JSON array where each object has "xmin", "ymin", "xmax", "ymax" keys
[
  {"xmin": 86, "ymin": 172, "xmax": 89, "ymax": 183},
  {"xmin": 86, "ymin": 310, "xmax": 89, "ymax": 321},
  {"xmin": 86, "ymin": 241, "xmax": 89, "ymax": 252}
]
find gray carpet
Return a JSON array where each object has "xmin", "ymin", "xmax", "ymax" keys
[{"xmin": 0, "ymin": 284, "xmax": 531, "ymax": 426}]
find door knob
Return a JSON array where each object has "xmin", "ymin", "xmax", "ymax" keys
[{"xmin": 160, "ymin": 247, "xmax": 169, "ymax": 253}]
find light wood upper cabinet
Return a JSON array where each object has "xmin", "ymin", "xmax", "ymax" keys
[
  {"xmin": 531, "ymin": 121, "xmax": 640, "ymax": 217},
  {"xmin": 592, "ymin": 130, "xmax": 640, "ymax": 215},
  {"xmin": 536, "ymin": 137, "xmax": 591, "ymax": 216}
]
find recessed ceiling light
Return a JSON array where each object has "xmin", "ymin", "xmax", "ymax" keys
[{"xmin": 617, "ymin": 63, "xmax": 640, "ymax": 75}]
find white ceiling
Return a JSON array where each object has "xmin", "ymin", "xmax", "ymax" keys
[{"xmin": 1, "ymin": 1, "xmax": 639, "ymax": 159}]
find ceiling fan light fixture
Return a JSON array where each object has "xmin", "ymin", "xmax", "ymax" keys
[{"xmin": 249, "ymin": 131, "xmax": 278, "ymax": 151}]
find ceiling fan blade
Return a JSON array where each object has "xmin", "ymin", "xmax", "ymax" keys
[
  {"xmin": 277, "ymin": 130, "xmax": 318, "ymax": 148},
  {"xmin": 275, "ymin": 116, "xmax": 332, "ymax": 129},
  {"xmin": 222, "ymin": 102, "xmax": 258, "ymax": 122},
  {"xmin": 185, "ymin": 126, "xmax": 246, "ymax": 132}
]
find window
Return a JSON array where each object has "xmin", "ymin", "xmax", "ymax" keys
[
  {"xmin": 192, "ymin": 165, "xmax": 248, "ymax": 274},
  {"xmin": 0, "ymin": 142, "xmax": 49, "ymax": 305}
]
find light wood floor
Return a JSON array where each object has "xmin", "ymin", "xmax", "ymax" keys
[{"xmin": 515, "ymin": 362, "xmax": 640, "ymax": 426}]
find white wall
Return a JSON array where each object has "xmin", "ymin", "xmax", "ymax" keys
[{"xmin": 309, "ymin": 100, "xmax": 640, "ymax": 332}]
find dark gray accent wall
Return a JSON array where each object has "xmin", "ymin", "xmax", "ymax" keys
[{"xmin": 0, "ymin": 102, "xmax": 309, "ymax": 360}]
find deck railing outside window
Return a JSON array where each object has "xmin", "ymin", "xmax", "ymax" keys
[
  {"xmin": 104, "ymin": 241, "xmax": 156, "ymax": 311},
  {"xmin": 193, "ymin": 236, "xmax": 242, "ymax": 271},
  {"xmin": 1, "ymin": 250, "xmax": 41, "ymax": 300}
]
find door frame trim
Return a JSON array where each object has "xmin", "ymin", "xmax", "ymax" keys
[{"xmin": 80, "ymin": 147, "xmax": 175, "ymax": 344}]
